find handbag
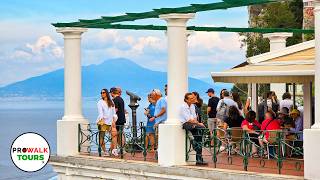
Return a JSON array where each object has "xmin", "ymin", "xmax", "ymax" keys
[{"xmin": 97, "ymin": 119, "xmax": 105, "ymax": 126}]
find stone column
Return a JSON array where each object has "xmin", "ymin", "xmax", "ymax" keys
[
  {"xmin": 56, "ymin": 28, "xmax": 88, "ymax": 157},
  {"xmin": 263, "ymin": 32, "xmax": 293, "ymax": 52},
  {"xmin": 303, "ymin": 82, "xmax": 312, "ymax": 129},
  {"xmin": 263, "ymin": 33, "xmax": 293, "ymax": 100},
  {"xmin": 304, "ymin": 1, "xmax": 320, "ymax": 179},
  {"xmin": 158, "ymin": 13, "xmax": 195, "ymax": 166},
  {"xmin": 251, "ymin": 83, "xmax": 258, "ymax": 113}
]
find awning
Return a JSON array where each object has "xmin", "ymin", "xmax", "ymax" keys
[{"xmin": 211, "ymin": 64, "xmax": 314, "ymax": 83}]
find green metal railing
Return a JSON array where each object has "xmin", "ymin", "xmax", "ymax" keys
[
  {"xmin": 78, "ymin": 123, "xmax": 157, "ymax": 161},
  {"xmin": 185, "ymin": 127, "xmax": 304, "ymax": 175}
]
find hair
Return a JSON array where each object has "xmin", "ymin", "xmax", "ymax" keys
[
  {"xmin": 228, "ymin": 106, "xmax": 240, "ymax": 121},
  {"xmin": 184, "ymin": 92, "xmax": 193, "ymax": 102},
  {"xmin": 245, "ymin": 110, "xmax": 256, "ymax": 123},
  {"xmin": 101, "ymin": 88, "xmax": 114, "ymax": 107},
  {"xmin": 232, "ymin": 92, "xmax": 242, "ymax": 110},
  {"xmin": 223, "ymin": 90, "xmax": 230, "ymax": 97},
  {"xmin": 282, "ymin": 92, "xmax": 291, "ymax": 100},
  {"xmin": 192, "ymin": 91, "xmax": 203, "ymax": 107},
  {"xmin": 265, "ymin": 110, "xmax": 275, "ymax": 119},
  {"xmin": 152, "ymin": 89, "xmax": 162, "ymax": 96},
  {"xmin": 220, "ymin": 89, "xmax": 227, "ymax": 99},
  {"xmin": 112, "ymin": 88, "xmax": 120, "ymax": 95}
]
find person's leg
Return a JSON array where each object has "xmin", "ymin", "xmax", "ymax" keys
[
  {"xmin": 99, "ymin": 127, "xmax": 106, "ymax": 152},
  {"xmin": 145, "ymin": 133, "xmax": 150, "ymax": 150},
  {"xmin": 149, "ymin": 133, "xmax": 155, "ymax": 152},
  {"xmin": 111, "ymin": 123, "xmax": 118, "ymax": 153},
  {"xmin": 207, "ymin": 118, "xmax": 214, "ymax": 146},
  {"xmin": 190, "ymin": 126, "xmax": 204, "ymax": 162}
]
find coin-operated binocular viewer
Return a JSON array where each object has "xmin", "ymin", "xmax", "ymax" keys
[{"xmin": 126, "ymin": 91, "xmax": 141, "ymax": 141}]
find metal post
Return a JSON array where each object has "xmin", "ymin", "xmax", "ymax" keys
[
  {"xmin": 120, "ymin": 126, "xmax": 124, "ymax": 159},
  {"xmin": 293, "ymin": 83, "xmax": 296, "ymax": 109},
  {"xmin": 277, "ymin": 131, "xmax": 282, "ymax": 174}
]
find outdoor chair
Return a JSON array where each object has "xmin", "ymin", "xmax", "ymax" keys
[
  {"xmin": 226, "ymin": 127, "xmax": 243, "ymax": 156},
  {"xmin": 265, "ymin": 130, "xmax": 285, "ymax": 159}
]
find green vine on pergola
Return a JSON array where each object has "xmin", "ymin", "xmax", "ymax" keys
[{"xmin": 52, "ymin": 0, "xmax": 314, "ymax": 34}]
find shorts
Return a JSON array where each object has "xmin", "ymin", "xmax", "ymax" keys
[
  {"xmin": 116, "ymin": 124, "xmax": 124, "ymax": 132},
  {"xmin": 207, "ymin": 118, "xmax": 223, "ymax": 132},
  {"xmin": 98, "ymin": 124, "xmax": 111, "ymax": 132}
]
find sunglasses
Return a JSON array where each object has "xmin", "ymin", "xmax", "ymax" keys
[{"xmin": 101, "ymin": 91, "xmax": 106, "ymax": 94}]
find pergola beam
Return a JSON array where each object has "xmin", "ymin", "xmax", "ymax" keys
[
  {"xmin": 53, "ymin": 23, "xmax": 314, "ymax": 34},
  {"xmin": 52, "ymin": 0, "xmax": 279, "ymax": 28}
]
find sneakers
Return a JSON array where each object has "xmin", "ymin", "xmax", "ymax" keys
[{"xmin": 112, "ymin": 149, "xmax": 119, "ymax": 156}]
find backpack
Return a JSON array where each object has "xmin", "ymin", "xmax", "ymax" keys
[{"xmin": 216, "ymin": 100, "xmax": 229, "ymax": 121}]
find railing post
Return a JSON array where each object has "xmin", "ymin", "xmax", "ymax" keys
[
  {"xmin": 243, "ymin": 131, "xmax": 248, "ymax": 171},
  {"xmin": 120, "ymin": 126, "xmax": 124, "ymax": 159},
  {"xmin": 98, "ymin": 125, "xmax": 102, "ymax": 157},
  {"xmin": 142, "ymin": 125, "xmax": 147, "ymax": 161},
  {"xmin": 185, "ymin": 129, "xmax": 188, "ymax": 161},
  {"xmin": 78, "ymin": 124, "xmax": 81, "ymax": 152},
  {"xmin": 277, "ymin": 131, "xmax": 282, "ymax": 174},
  {"xmin": 213, "ymin": 128, "xmax": 217, "ymax": 168}
]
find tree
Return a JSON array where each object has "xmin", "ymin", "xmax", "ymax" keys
[{"xmin": 233, "ymin": 1, "xmax": 303, "ymax": 101}]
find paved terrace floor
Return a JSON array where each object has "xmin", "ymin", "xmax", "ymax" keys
[{"xmin": 77, "ymin": 150, "xmax": 303, "ymax": 177}]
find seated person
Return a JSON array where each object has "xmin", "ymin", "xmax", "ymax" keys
[
  {"xmin": 259, "ymin": 111, "xmax": 281, "ymax": 146},
  {"xmin": 180, "ymin": 92, "xmax": 207, "ymax": 165},
  {"xmin": 278, "ymin": 107, "xmax": 294, "ymax": 128},
  {"xmin": 221, "ymin": 106, "xmax": 244, "ymax": 152},
  {"xmin": 289, "ymin": 109, "xmax": 303, "ymax": 141},
  {"xmin": 241, "ymin": 111, "xmax": 261, "ymax": 156},
  {"xmin": 223, "ymin": 105, "xmax": 244, "ymax": 129}
]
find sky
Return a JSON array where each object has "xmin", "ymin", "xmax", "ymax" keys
[{"xmin": 0, "ymin": 0, "xmax": 248, "ymax": 87}]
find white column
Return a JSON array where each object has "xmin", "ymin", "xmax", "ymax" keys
[
  {"xmin": 304, "ymin": 1, "xmax": 320, "ymax": 179},
  {"xmin": 56, "ymin": 28, "xmax": 88, "ymax": 157},
  {"xmin": 264, "ymin": 32, "xmax": 293, "ymax": 99},
  {"xmin": 263, "ymin": 32, "xmax": 293, "ymax": 51},
  {"xmin": 303, "ymin": 82, "xmax": 312, "ymax": 129},
  {"xmin": 252, "ymin": 83, "xmax": 258, "ymax": 113},
  {"xmin": 158, "ymin": 13, "xmax": 195, "ymax": 167}
]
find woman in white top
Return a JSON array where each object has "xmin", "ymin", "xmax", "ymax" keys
[
  {"xmin": 280, "ymin": 92, "xmax": 294, "ymax": 111},
  {"xmin": 97, "ymin": 88, "xmax": 118, "ymax": 156}
]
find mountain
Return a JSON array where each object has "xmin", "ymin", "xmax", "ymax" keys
[{"xmin": 0, "ymin": 58, "xmax": 220, "ymax": 97}]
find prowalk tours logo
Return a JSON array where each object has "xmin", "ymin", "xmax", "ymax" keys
[{"xmin": 10, "ymin": 132, "xmax": 50, "ymax": 172}]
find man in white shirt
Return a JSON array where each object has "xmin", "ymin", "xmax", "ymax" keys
[
  {"xmin": 280, "ymin": 92, "xmax": 295, "ymax": 110},
  {"xmin": 180, "ymin": 93, "xmax": 207, "ymax": 165}
]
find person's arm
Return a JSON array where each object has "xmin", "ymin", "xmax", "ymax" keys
[
  {"xmin": 207, "ymin": 107, "xmax": 211, "ymax": 115},
  {"xmin": 242, "ymin": 125, "xmax": 258, "ymax": 134},
  {"xmin": 112, "ymin": 106, "xmax": 118, "ymax": 122},
  {"xmin": 216, "ymin": 100, "xmax": 221, "ymax": 111},
  {"xmin": 244, "ymin": 98, "xmax": 251, "ymax": 115},
  {"xmin": 97, "ymin": 102, "xmax": 104, "ymax": 122},
  {"xmin": 290, "ymin": 118, "xmax": 303, "ymax": 133}
]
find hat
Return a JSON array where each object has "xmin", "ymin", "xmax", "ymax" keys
[
  {"xmin": 206, "ymin": 88, "xmax": 215, "ymax": 93},
  {"xmin": 290, "ymin": 109, "xmax": 300, "ymax": 116},
  {"xmin": 278, "ymin": 107, "xmax": 289, "ymax": 115}
]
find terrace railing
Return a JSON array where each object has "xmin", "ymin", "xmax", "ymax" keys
[
  {"xmin": 185, "ymin": 127, "xmax": 303, "ymax": 176},
  {"xmin": 78, "ymin": 123, "xmax": 158, "ymax": 162}
]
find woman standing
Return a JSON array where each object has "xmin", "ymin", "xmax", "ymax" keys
[
  {"xmin": 97, "ymin": 88, "xmax": 118, "ymax": 156},
  {"xmin": 144, "ymin": 94, "xmax": 156, "ymax": 152},
  {"xmin": 192, "ymin": 91, "xmax": 203, "ymax": 123}
]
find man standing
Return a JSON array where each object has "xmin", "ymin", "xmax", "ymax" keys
[
  {"xmin": 110, "ymin": 87, "xmax": 126, "ymax": 149},
  {"xmin": 206, "ymin": 88, "xmax": 219, "ymax": 135},
  {"xmin": 180, "ymin": 92, "xmax": 207, "ymax": 165},
  {"xmin": 149, "ymin": 89, "xmax": 167, "ymax": 126}
]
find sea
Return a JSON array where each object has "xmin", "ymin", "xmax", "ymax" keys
[{"xmin": 0, "ymin": 96, "xmax": 152, "ymax": 180}]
